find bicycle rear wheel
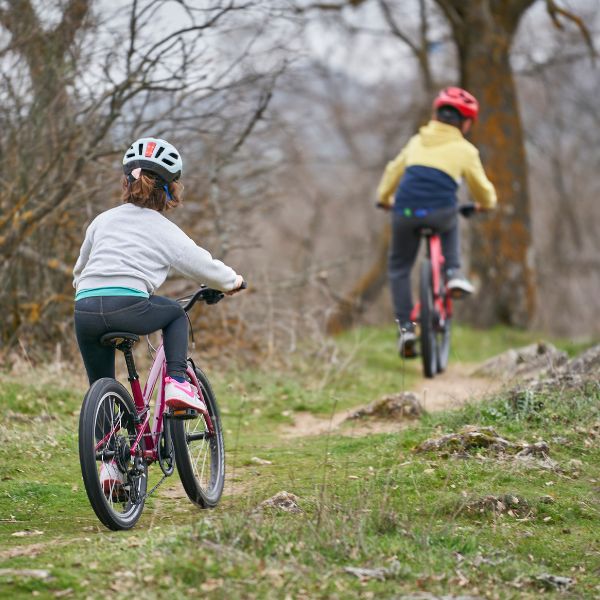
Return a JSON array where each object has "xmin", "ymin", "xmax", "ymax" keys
[
  {"xmin": 79, "ymin": 378, "xmax": 147, "ymax": 530},
  {"xmin": 170, "ymin": 365, "xmax": 225, "ymax": 508},
  {"xmin": 419, "ymin": 259, "xmax": 438, "ymax": 378}
]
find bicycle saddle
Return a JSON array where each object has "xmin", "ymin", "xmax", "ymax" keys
[
  {"xmin": 100, "ymin": 332, "xmax": 140, "ymax": 347},
  {"xmin": 414, "ymin": 225, "xmax": 436, "ymax": 236}
]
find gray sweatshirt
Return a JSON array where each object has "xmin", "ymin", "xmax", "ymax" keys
[{"xmin": 73, "ymin": 203, "xmax": 239, "ymax": 294}]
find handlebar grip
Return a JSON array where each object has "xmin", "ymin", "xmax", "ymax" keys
[
  {"xmin": 458, "ymin": 203, "xmax": 477, "ymax": 218},
  {"xmin": 204, "ymin": 289, "xmax": 224, "ymax": 305}
]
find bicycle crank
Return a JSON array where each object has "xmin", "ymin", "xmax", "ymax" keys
[{"xmin": 158, "ymin": 414, "xmax": 175, "ymax": 476}]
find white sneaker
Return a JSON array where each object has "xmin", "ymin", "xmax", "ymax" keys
[
  {"xmin": 99, "ymin": 459, "xmax": 126, "ymax": 499},
  {"xmin": 447, "ymin": 270, "xmax": 475, "ymax": 298},
  {"xmin": 164, "ymin": 377, "xmax": 206, "ymax": 411}
]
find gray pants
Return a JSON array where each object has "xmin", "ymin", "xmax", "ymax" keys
[
  {"xmin": 74, "ymin": 295, "xmax": 188, "ymax": 385},
  {"xmin": 388, "ymin": 206, "xmax": 459, "ymax": 322}
]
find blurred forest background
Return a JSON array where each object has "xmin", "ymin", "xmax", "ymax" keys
[{"xmin": 0, "ymin": 0, "xmax": 598, "ymax": 365}]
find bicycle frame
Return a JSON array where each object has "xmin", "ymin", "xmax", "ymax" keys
[
  {"xmin": 94, "ymin": 342, "xmax": 214, "ymax": 464},
  {"xmin": 409, "ymin": 232, "xmax": 453, "ymax": 325}
]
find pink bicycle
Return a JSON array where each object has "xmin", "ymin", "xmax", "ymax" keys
[
  {"xmin": 78, "ymin": 286, "xmax": 234, "ymax": 530},
  {"xmin": 409, "ymin": 203, "xmax": 476, "ymax": 378}
]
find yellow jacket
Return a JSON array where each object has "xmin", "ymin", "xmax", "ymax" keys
[{"xmin": 377, "ymin": 120, "xmax": 497, "ymax": 211}]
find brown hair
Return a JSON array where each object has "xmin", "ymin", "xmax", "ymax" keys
[{"xmin": 121, "ymin": 171, "xmax": 184, "ymax": 211}]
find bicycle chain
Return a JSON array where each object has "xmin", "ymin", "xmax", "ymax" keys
[
  {"xmin": 141, "ymin": 473, "xmax": 168, "ymax": 501},
  {"xmin": 130, "ymin": 458, "xmax": 171, "ymax": 504},
  {"xmin": 130, "ymin": 430, "xmax": 175, "ymax": 503}
]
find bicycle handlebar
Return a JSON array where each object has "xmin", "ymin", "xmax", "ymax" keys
[
  {"xmin": 376, "ymin": 201, "xmax": 479, "ymax": 218},
  {"xmin": 179, "ymin": 281, "xmax": 247, "ymax": 313}
]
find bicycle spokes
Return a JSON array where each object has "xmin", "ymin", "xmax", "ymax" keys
[
  {"xmin": 185, "ymin": 416, "xmax": 213, "ymax": 488},
  {"xmin": 91, "ymin": 392, "xmax": 147, "ymax": 515}
]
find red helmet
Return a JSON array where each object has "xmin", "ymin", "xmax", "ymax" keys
[{"xmin": 433, "ymin": 87, "xmax": 479, "ymax": 120}]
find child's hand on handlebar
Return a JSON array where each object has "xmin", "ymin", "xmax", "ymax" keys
[{"xmin": 226, "ymin": 274, "xmax": 246, "ymax": 295}]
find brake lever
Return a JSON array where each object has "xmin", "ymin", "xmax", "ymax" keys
[{"xmin": 202, "ymin": 289, "xmax": 225, "ymax": 305}]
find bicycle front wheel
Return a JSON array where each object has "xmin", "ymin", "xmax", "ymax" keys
[
  {"xmin": 419, "ymin": 259, "xmax": 438, "ymax": 378},
  {"xmin": 170, "ymin": 366, "xmax": 225, "ymax": 508},
  {"xmin": 79, "ymin": 378, "xmax": 147, "ymax": 531},
  {"xmin": 436, "ymin": 317, "xmax": 452, "ymax": 373}
]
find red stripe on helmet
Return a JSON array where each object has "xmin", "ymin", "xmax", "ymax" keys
[{"xmin": 145, "ymin": 141, "xmax": 157, "ymax": 157}]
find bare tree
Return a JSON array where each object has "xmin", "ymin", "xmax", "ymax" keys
[
  {"xmin": 0, "ymin": 0, "xmax": 287, "ymax": 356},
  {"xmin": 516, "ymin": 6, "xmax": 600, "ymax": 336}
]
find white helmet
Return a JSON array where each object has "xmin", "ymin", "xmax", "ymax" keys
[{"xmin": 122, "ymin": 137, "xmax": 183, "ymax": 183}]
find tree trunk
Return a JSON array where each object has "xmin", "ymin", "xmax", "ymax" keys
[{"xmin": 438, "ymin": 0, "xmax": 536, "ymax": 326}]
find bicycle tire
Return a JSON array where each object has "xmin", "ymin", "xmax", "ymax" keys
[
  {"xmin": 79, "ymin": 378, "xmax": 147, "ymax": 531},
  {"xmin": 170, "ymin": 365, "xmax": 225, "ymax": 508},
  {"xmin": 436, "ymin": 317, "xmax": 451, "ymax": 373},
  {"xmin": 419, "ymin": 259, "xmax": 438, "ymax": 378}
]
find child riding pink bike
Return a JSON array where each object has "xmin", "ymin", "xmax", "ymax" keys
[{"xmin": 73, "ymin": 137, "xmax": 244, "ymax": 514}]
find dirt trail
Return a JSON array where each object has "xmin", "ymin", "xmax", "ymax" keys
[
  {"xmin": 282, "ymin": 363, "xmax": 501, "ymax": 438},
  {"xmin": 157, "ymin": 471, "xmax": 250, "ymax": 503}
]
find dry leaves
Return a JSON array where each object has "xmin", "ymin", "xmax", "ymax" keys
[
  {"xmin": 250, "ymin": 456, "xmax": 273, "ymax": 466},
  {"xmin": 11, "ymin": 530, "xmax": 44, "ymax": 537},
  {"xmin": 0, "ymin": 568, "xmax": 52, "ymax": 580}
]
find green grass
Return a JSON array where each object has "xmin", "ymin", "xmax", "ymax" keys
[{"xmin": 0, "ymin": 325, "xmax": 598, "ymax": 598}]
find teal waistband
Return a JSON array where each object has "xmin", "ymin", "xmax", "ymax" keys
[{"xmin": 75, "ymin": 287, "xmax": 150, "ymax": 301}]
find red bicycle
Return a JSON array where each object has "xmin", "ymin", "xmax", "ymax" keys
[
  {"xmin": 78, "ymin": 286, "xmax": 236, "ymax": 530},
  {"xmin": 409, "ymin": 203, "xmax": 476, "ymax": 378}
]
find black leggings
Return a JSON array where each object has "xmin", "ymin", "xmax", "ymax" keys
[{"xmin": 74, "ymin": 295, "xmax": 188, "ymax": 385}]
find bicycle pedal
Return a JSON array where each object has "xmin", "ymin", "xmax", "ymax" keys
[
  {"xmin": 399, "ymin": 340, "xmax": 419, "ymax": 359},
  {"xmin": 449, "ymin": 288, "xmax": 468, "ymax": 299},
  {"xmin": 400, "ymin": 348, "xmax": 420, "ymax": 359},
  {"xmin": 169, "ymin": 408, "xmax": 199, "ymax": 420}
]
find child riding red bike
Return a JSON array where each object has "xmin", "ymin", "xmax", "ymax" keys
[{"xmin": 376, "ymin": 87, "xmax": 497, "ymax": 358}]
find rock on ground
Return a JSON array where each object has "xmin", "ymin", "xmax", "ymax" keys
[
  {"xmin": 414, "ymin": 425, "xmax": 550, "ymax": 457},
  {"xmin": 347, "ymin": 392, "xmax": 423, "ymax": 421},
  {"xmin": 512, "ymin": 342, "xmax": 600, "ymax": 393},
  {"xmin": 564, "ymin": 343, "xmax": 600, "ymax": 376},
  {"xmin": 257, "ymin": 491, "xmax": 302, "ymax": 513},
  {"xmin": 460, "ymin": 494, "xmax": 533, "ymax": 518},
  {"xmin": 472, "ymin": 342, "xmax": 567, "ymax": 381}
]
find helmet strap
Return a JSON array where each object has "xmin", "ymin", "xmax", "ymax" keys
[{"xmin": 164, "ymin": 184, "xmax": 172, "ymax": 202}]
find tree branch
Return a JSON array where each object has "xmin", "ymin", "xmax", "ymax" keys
[
  {"xmin": 378, "ymin": 0, "xmax": 434, "ymax": 94},
  {"xmin": 377, "ymin": 0, "xmax": 419, "ymax": 55},
  {"xmin": 545, "ymin": 0, "xmax": 596, "ymax": 59},
  {"xmin": 52, "ymin": 0, "xmax": 90, "ymax": 56},
  {"xmin": 292, "ymin": 0, "xmax": 368, "ymax": 13}
]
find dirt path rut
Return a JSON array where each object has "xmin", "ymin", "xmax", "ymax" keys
[{"xmin": 282, "ymin": 363, "xmax": 501, "ymax": 438}]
